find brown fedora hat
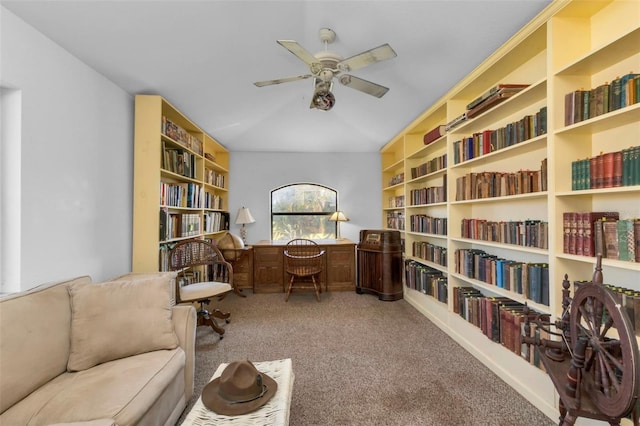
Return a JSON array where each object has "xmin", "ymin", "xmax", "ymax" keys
[{"xmin": 202, "ymin": 360, "xmax": 278, "ymax": 416}]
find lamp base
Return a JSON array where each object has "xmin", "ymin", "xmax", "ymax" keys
[{"xmin": 240, "ymin": 225, "xmax": 248, "ymax": 245}]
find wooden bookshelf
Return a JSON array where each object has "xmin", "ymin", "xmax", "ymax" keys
[
  {"xmin": 380, "ymin": 1, "xmax": 640, "ymax": 422},
  {"xmin": 133, "ymin": 95, "xmax": 229, "ymax": 272}
]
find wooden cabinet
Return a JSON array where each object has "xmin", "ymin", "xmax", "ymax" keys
[
  {"xmin": 252, "ymin": 240, "xmax": 356, "ymax": 293},
  {"xmin": 380, "ymin": 1, "xmax": 640, "ymax": 421},
  {"xmin": 253, "ymin": 245, "xmax": 284, "ymax": 293},
  {"xmin": 132, "ymin": 95, "xmax": 230, "ymax": 272},
  {"xmin": 230, "ymin": 247, "xmax": 253, "ymax": 291}
]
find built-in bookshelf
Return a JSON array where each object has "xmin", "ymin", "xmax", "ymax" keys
[
  {"xmin": 380, "ymin": 1, "xmax": 640, "ymax": 422},
  {"xmin": 133, "ymin": 95, "xmax": 230, "ymax": 272}
]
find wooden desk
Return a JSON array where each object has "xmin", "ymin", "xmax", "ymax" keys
[{"xmin": 252, "ymin": 239, "xmax": 356, "ymax": 293}]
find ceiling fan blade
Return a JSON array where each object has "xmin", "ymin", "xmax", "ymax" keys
[
  {"xmin": 338, "ymin": 43, "xmax": 397, "ymax": 72},
  {"xmin": 339, "ymin": 74, "xmax": 389, "ymax": 98},
  {"xmin": 277, "ymin": 40, "xmax": 320, "ymax": 68},
  {"xmin": 254, "ymin": 74, "xmax": 312, "ymax": 87}
]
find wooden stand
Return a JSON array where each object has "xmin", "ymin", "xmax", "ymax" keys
[{"xmin": 356, "ymin": 230, "xmax": 403, "ymax": 301}]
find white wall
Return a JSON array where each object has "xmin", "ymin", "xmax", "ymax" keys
[
  {"xmin": 1, "ymin": 8, "xmax": 133, "ymax": 289},
  {"xmin": 228, "ymin": 152, "xmax": 381, "ymax": 244}
]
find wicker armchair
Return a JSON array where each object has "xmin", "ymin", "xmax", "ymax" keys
[
  {"xmin": 169, "ymin": 239, "xmax": 233, "ymax": 338},
  {"xmin": 284, "ymin": 239, "xmax": 326, "ymax": 302}
]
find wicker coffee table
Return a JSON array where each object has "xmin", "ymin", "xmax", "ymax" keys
[{"xmin": 182, "ymin": 358, "xmax": 294, "ymax": 426}]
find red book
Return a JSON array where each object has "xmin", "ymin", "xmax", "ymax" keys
[
  {"xmin": 423, "ymin": 125, "xmax": 446, "ymax": 145},
  {"xmin": 563, "ymin": 212, "xmax": 572, "ymax": 254},
  {"xmin": 569, "ymin": 212, "xmax": 579, "ymax": 255},
  {"xmin": 613, "ymin": 150, "xmax": 623, "ymax": 187},
  {"xmin": 602, "ymin": 152, "xmax": 615, "ymax": 188},
  {"xmin": 482, "ymin": 129, "xmax": 493, "ymax": 154},
  {"xmin": 595, "ymin": 153, "xmax": 604, "ymax": 189},
  {"xmin": 635, "ymin": 220, "xmax": 640, "ymax": 263},
  {"xmin": 583, "ymin": 212, "xmax": 620, "ymax": 257}
]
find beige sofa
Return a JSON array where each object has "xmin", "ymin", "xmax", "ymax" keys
[{"xmin": 0, "ymin": 272, "xmax": 197, "ymax": 426}]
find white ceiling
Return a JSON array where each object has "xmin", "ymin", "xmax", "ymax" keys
[{"xmin": 2, "ymin": 0, "xmax": 551, "ymax": 152}]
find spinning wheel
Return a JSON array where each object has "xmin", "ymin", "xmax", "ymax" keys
[
  {"xmin": 522, "ymin": 256, "xmax": 640, "ymax": 426},
  {"xmin": 569, "ymin": 283, "xmax": 640, "ymax": 419}
]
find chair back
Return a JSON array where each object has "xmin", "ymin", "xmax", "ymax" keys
[
  {"xmin": 284, "ymin": 239, "xmax": 325, "ymax": 277},
  {"xmin": 169, "ymin": 239, "xmax": 232, "ymax": 288}
]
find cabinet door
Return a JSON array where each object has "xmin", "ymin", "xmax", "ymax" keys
[
  {"xmin": 253, "ymin": 247, "xmax": 283, "ymax": 293},
  {"xmin": 325, "ymin": 245, "xmax": 356, "ymax": 291}
]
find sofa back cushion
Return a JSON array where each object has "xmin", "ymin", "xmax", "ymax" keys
[
  {"xmin": 67, "ymin": 276, "xmax": 179, "ymax": 372},
  {"xmin": 0, "ymin": 276, "xmax": 92, "ymax": 413}
]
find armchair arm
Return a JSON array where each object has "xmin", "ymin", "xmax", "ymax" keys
[{"xmin": 171, "ymin": 304, "xmax": 197, "ymax": 401}]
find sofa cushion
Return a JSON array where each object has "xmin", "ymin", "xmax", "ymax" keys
[
  {"xmin": 0, "ymin": 276, "xmax": 92, "ymax": 414},
  {"xmin": 67, "ymin": 277, "xmax": 178, "ymax": 372},
  {"xmin": 0, "ymin": 349, "xmax": 185, "ymax": 426}
]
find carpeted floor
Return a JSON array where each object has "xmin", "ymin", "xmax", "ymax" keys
[{"xmin": 178, "ymin": 290, "xmax": 555, "ymax": 425}]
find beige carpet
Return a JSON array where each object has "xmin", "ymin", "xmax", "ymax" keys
[{"xmin": 179, "ymin": 290, "xmax": 555, "ymax": 425}]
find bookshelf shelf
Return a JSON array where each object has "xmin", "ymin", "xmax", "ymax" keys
[
  {"xmin": 449, "ymin": 135, "xmax": 546, "ymax": 169},
  {"xmin": 380, "ymin": 1, "xmax": 639, "ymax": 422},
  {"xmin": 450, "ymin": 192, "xmax": 548, "ymax": 205},
  {"xmin": 449, "ymin": 237, "xmax": 549, "ymax": 255},
  {"xmin": 133, "ymin": 95, "xmax": 230, "ymax": 272}
]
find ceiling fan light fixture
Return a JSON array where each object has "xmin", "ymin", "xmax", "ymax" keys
[{"xmin": 312, "ymin": 90, "xmax": 335, "ymax": 111}]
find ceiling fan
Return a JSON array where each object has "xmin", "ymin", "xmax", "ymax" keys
[{"xmin": 254, "ymin": 28, "xmax": 397, "ymax": 111}]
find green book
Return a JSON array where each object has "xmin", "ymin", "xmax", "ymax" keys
[{"xmin": 617, "ymin": 219, "xmax": 631, "ymax": 261}]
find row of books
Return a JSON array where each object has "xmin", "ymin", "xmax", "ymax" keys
[
  {"xmin": 460, "ymin": 218, "xmax": 548, "ymax": 249},
  {"xmin": 162, "ymin": 147, "xmax": 198, "ymax": 179},
  {"xmin": 454, "ymin": 248, "xmax": 549, "ymax": 306},
  {"xmin": 409, "ymin": 174, "xmax": 447, "ymax": 205},
  {"xmin": 386, "ymin": 211, "xmax": 405, "ymax": 231},
  {"xmin": 452, "ymin": 106, "xmax": 547, "ymax": 165},
  {"xmin": 575, "ymin": 281, "xmax": 640, "ymax": 336},
  {"xmin": 204, "ymin": 167, "xmax": 226, "ymax": 189},
  {"xmin": 564, "ymin": 72, "xmax": 639, "ymax": 126},
  {"xmin": 454, "ymin": 159, "xmax": 547, "ymax": 201},
  {"xmin": 563, "ymin": 211, "xmax": 619, "ymax": 257},
  {"xmin": 404, "ymin": 260, "xmax": 448, "ymax": 304},
  {"xmin": 563, "ymin": 212, "xmax": 640, "ymax": 262},
  {"xmin": 409, "ymin": 153, "xmax": 447, "ymax": 179},
  {"xmin": 409, "ymin": 214, "xmax": 447, "ymax": 235},
  {"xmin": 161, "ymin": 116, "xmax": 203, "ymax": 155},
  {"xmin": 453, "ymin": 286, "xmax": 548, "ymax": 367},
  {"xmin": 388, "ymin": 195, "xmax": 405, "ymax": 208},
  {"xmin": 412, "ymin": 241, "xmax": 447, "ymax": 267},
  {"xmin": 160, "ymin": 181, "xmax": 203, "ymax": 208},
  {"xmin": 159, "ymin": 210, "xmax": 201, "ymax": 241},
  {"xmin": 203, "ymin": 211, "xmax": 230, "ymax": 234},
  {"xmin": 388, "ymin": 172, "xmax": 404, "ymax": 187},
  {"xmin": 571, "ymin": 145, "xmax": 640, "ymax": 190},
  {"xmin": 204, "ymin": 193, "xmax": 224, "ymax": 210}
]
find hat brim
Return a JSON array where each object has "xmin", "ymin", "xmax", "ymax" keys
[{"xmin": 201, "ymin": 371, "xmax": 278, "ymax": 416}]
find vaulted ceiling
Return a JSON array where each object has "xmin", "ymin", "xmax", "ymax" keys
[{"xmin": 2, "ymin": 0, "xmax": 551, "ymax": 152}]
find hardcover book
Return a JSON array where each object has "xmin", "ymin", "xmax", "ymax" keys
[
  {"xmin": 466, "ymin": 84, "xmax": 530, "ymax": 111},
  {"xmin": 423, "ymin": 125, "xmax": 446, "ymax": 145}
]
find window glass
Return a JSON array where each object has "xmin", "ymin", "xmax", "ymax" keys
[{"xmin": 271, "ymin": 183, "xmax": 337, "ymax": 240}]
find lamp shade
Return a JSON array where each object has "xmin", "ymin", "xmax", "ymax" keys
[
  {"xmin": 329, "ymin": 211, "xmax": 349, "ymax": 222},
  {"xmin": 235, "ymin": 207, "xmax": 256, "ymax": 225}
]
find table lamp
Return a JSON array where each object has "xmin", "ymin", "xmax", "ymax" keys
[
  {"xmin": 235, "ymin": 207, "xmax": 256, "ymax": 245},
  {"xmin": 328, "ymin": 210, "xmax": 349, "ymax": 239}
]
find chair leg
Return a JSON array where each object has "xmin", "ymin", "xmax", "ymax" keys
[
  {"xmin": 285, "ymin": 275, "xmax": 295, "ymax": 302},
  {"xmin": 212, "ymin": 309, "xmax": 231, "ymax": 324},
  {"xmin": 312, "ymin": 276, "xmax": 320, "ymax": 302},
  {"xmin": 198, "ymin": 301, "xmax": 226, "ymax": 337}
]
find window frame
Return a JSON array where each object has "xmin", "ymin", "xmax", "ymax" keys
[{"xmin": 270, "ymin": 182, "xmax": 339, "ymax": 240}]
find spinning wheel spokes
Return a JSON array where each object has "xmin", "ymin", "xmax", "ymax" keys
[{"xmin": 571, "ymin": 285, "xmax": 640, "ymax": 418}]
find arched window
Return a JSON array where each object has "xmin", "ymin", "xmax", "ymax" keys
[{"xmin": 271, "ymin": 183, "xmax": 338, "ymax": 240}]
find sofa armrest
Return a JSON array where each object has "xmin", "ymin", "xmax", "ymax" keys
[{"xmin": 172, "ymin": 304, "xmax": 196, "ymax": 401}]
